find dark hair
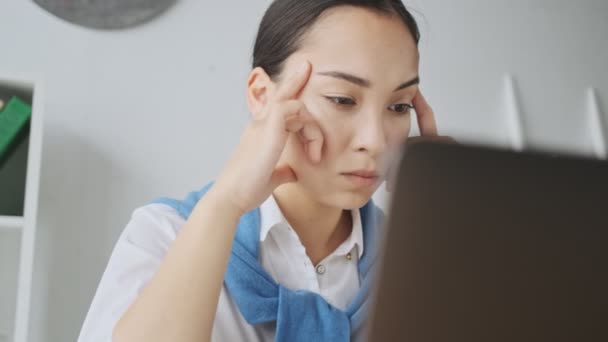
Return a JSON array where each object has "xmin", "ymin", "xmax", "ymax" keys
[{"xmin": 252, "ymin": 0, "xmax": 420, "ymax": 79}]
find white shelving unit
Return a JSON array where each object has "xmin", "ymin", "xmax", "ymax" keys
[{"xmin": 0, "ymin": 74, "xmax": 44, "ymax": 342}]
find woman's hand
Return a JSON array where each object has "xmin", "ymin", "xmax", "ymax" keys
[
  {"xmin": 412, "ymin": 89, "xmax": 438, "ymax": 137},
  {"xmin": 386, "ymin": 89, "xmax": 456, "ymax": 192},
  {"xmin": 213, "ymin": 61, "xmax": 323, "ymax": 214},
  {"xmin": 408, "ymin": 90, "xmax": 456, "ymax": 145}
]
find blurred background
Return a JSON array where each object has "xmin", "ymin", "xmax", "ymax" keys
[{"xmin": 0, "ymin": 0, "xmax": 606, "ymax": 341}]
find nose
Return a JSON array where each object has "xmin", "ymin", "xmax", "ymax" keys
[{"xmin": 351, "ymin": 111, "xmax": 387, "ymax": 157}]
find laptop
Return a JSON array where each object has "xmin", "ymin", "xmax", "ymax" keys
[{"xmin": 367, "ymin": 142, "xmax": 608, "ymax": 341}]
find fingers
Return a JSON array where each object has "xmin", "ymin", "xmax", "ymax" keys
[
  {"xmin": 412, "ymin": 90, "xmax": 439, "ymax": 137},
  {"xmin": 280, "ymin": 101, "xmax": 324, "ymax": 163},
  {"xmin": 262, "ymin": 59, "xmax": 323, "ymax": 164},
  {"xmin": 302, "ymin": 121, "xmax": 324, "ymax": 163},
  {"xmin": 276, "ymin": 61, "xmax": 312, "ymax": 101},
  {"xmin": 280, "ymin": 100, "xmax": 308, "ymax": 131}
]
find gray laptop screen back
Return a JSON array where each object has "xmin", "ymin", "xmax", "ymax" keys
[{"xmin": 369, "ymin": 143, "xmax": 608, "ymax": 342}]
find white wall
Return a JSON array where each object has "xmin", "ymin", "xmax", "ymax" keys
[
  {"xmin": 412, "ymin": 0, "xmax": 608, "ymax": 155},
  {"xmin": 1, "ymin": 0, "xmax": 606, "ymax": 341}
]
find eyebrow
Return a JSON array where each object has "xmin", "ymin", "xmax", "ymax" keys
[{"xmin": 316, "ymin": 71, "xmax": 420, "ymax": 91}]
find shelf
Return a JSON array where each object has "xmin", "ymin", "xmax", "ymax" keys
[
  {"xmin": 0, "ymin": 229, "xmax": 20, "ymax": 342},
  {"xmin": 0, "ymin": 79, "xmax": 31, "ymax": 218},
  {"xmin": 0, "ymin": 216, "xmax": 24, "ymax": 231},
  {"xmin": 0, "ymin": 73, "xmax": 43, "ymax": 342}
]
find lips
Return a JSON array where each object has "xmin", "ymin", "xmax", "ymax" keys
[
  {"xmin": 342, "ymin": 170, "xmax": 379, "ymax": 178},
  {"xmin": 341, "ymin": 170, "xmax": 380, "ymax": 187}
]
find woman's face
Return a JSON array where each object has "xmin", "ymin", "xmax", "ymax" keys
[{"xmin": 269, "ymin": 6, "xmax": 420, "ymax": 209}]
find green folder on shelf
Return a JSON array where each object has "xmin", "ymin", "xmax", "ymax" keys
[{"xmin": 0, "ymin": 96, "xmax": 32, "ymax": 167}]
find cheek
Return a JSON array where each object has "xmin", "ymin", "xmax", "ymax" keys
[
  {"xmin": 386, "ymin": 115, "xmax": 411, "ymax": 145},
  {"xmin": 379, "ymin": 116, "xmax": 411, "ymax": 175}
]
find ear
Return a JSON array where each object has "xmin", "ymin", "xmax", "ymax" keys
[{"xmin": 246, "ymin": 67, "xmax": 274, "ymax": 119}]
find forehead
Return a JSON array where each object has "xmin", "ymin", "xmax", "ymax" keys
[{"xmin": 290, "ymin": 6, "xmax": 419, "ymax": 84}]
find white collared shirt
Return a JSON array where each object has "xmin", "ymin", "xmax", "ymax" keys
[{"xmin": 77, "ymin": 194, "xmax": 365, "ymax": 342}]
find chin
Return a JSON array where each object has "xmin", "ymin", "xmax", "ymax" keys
[{"xmin": 320, "ymin": 186, "xmax": 378, "ymax": 210}]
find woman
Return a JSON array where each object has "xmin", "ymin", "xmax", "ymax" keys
[{"xmin": 78, "ymin": 1, "xmax": 440, "ymax": 341}]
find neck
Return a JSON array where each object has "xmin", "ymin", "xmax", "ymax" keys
[{"xmin": 273, "ymin": 183, "xmax": 352, "ymax": 265}]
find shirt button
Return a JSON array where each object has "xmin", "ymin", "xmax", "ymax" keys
[
  {"xmin": 346, "ymin": 252, "xmax": 352, "ymax": 261},
  {"xmin": 316, "ymin": 264, "xmax": 326, "ymax": 275}
]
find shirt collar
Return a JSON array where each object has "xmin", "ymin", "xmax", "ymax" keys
[
  {"xmin": 334, "ymin": 206, "xmax": 364, "ymax": 258},
  {"xmin": 259, "ymin": 195, "xmax": 364, "ymax": 258},
  {"xmin": 259, "ymin": 194, "xmax": 288, "ymax": 242}
]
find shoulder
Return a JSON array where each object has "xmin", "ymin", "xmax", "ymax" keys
[
  {"xmin": 117, "ymin": 203, "xmax": 187, "ymax": 254},
  {"xmin": 129, "ymin": 203, "xmax": 187, "ymax": 229}
]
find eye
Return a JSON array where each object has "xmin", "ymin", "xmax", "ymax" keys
[
  {"xmin": 325, "ymin": 96, "xmax": 356, "ymax": 106},
  {"xmin": 389, "ymin": 103, "xmax": 414, "ymax": 115}
]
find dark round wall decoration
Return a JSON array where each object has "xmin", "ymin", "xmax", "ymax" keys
[{"xmin": 33, "ymin": 0, "xmax": 177, "ymax": 30}]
